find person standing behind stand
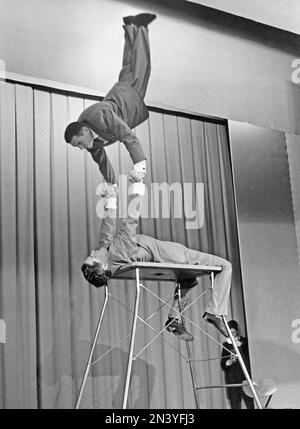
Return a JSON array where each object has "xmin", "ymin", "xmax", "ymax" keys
[{"xmin": 221, "ymin": 320, "xmax": 255, "ymax": 409}]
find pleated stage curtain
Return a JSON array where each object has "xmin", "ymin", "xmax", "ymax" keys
[{"xmin": 0, "ymin": 81, "xmax": 245, "ymax": 409}]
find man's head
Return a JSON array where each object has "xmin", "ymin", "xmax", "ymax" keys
[
  {"xmin": 228, "ymin": 320, "xmax": 239, "ymax": 338},
  {"xmin": 64, "ymin": 122, "xmax": 94, "ymax": 150},
  {"xmin": 81, "ymin": 248, "xmax": 112, "ymax": 288}
]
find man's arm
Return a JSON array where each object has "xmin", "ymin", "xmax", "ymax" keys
[
  {"xmin": 88, "ymin": 144, "xmax": 117, "ymax": 185},
  {"xmin": 98, "ymin": 210, "xmax": 117, "ymax": 249},
  {"xmin": 98, "ymin": 185, "xmax": 119, "ymax": 249},
  {"xmin": 118, "ymin": 194, "xmax": 143, "ymax": 248},
  {"xmin": 113, "ymin": 176, "xmax": 145, "ymax": 255},
  {"xmin": 98, "ymin": 171, "xmax": 145, "ymax": 251},
  {"xmin": 89, "ymin": 145, "xmax": 118, "ymax": 248},
  {"xmin": 103, "ymin": 109, "xmax": 146, "ymax": 165}
]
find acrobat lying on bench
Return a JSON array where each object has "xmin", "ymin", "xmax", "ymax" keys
[{"xmin": 81, "ymin": 174, "xmax": 232, "ymax": 340}]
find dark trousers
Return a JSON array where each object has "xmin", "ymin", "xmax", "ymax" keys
[
  {"xmin": 228, "ymin": 387, "xmax": 255, "ymax": 409},
  {"xmin": 119, "ymin": 24, "xmax": 151, "ymax": 100},
  {"xmin": 95, "ymin": 24, "xmax": 150, "ymax": 183}
]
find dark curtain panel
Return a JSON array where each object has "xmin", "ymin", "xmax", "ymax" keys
[{"xmin": 0, "ymin": 82, "xmax": 245, "ymax": 409}]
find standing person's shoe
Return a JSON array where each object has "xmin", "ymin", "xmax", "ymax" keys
[
  {"xmin": 203, "ymin": 312, "xmax": 229, "ymax": 337},
  {"xmin": 165, "ymin": 318, "xmax": 194, "ymax": 341},
  {"xmin": 123, "ymin": 13, "xmax": 157, "ymax": 27}
]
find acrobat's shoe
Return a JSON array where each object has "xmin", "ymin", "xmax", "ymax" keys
[
  {"xmin": 123, "ymin": 13, "xmax": 157, "ymax": 27},
  {"xmin": 165, "ymin": 318, "xmax": 194, "ymax": 342},
  {"xmin": 203, "ymin": 312, "xmax": 229, "ymax": 337}
]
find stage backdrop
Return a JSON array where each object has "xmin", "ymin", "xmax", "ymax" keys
[
  {"xmin": 229, "ymin": 121, "xmax": 300, "ymax": 409},
  {"xmin": 0, "ymin": 80, "xmax": 245, "ymax": 409}
]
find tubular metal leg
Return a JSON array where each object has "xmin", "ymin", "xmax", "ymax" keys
[
  {"xmin": 177, "ymin": 282, "xmax": 200, "ymax": 409},
  {"xmin": 183, "ymin": 272, "xmax": 215, "ymax": 409},
  {"xmin": 75, "ymin": 285, "xmax": 109, "ymax": 409},
  {"xmin": 222, "ymin": 316, "xmax": 263, "ymax": 409},
  {"xmin": 185, "ymin": 342, "xmax": 200, "ymax": 409},
  {"xmin": 122, "ymin": 268, "xmax": 141, "ymax": 409}
]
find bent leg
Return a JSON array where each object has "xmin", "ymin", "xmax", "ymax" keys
[
  {"xmin": 152, "ymin": 239, "xmax": 231, "ymax": 319},
  {"xmin": 119, "ymin": 25, "xmax": 151, "ymax": 99},
  {"xmin": 168, "ymin": 278, "xmax": 198, "ymax": 319},
  {"xmin": 185, "ymin": 249, "xmax": 232, "ymax": 316}
]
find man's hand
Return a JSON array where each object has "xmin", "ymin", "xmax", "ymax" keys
[
  {"xmin": 100, "ymin": 183, "xmax": 119, "ymax": 210},
  {"xmin": 128, "ymin": 170, "xmax": 146, "ymax": 196},
  {"xmin": 100, "ymin": 183, "xmax": 119, "ymax": 198},
  {"xmin": 225, "ymin": 353, "xmax": 237, "ymax": 366},
  {"xmin": 129, "ymin": 170, "xmax": 145, "ymax": 183}
]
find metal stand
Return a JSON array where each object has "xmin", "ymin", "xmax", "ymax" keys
[
  {"xmin": 75, "ymin": 262, "xmax": 262, "ymax": 410},
  {"xmin": 75, "ymin": 285, "xmax": 109, "ymax": 409},
  {"xmin": 177, "ymin": 281, "xmax": 200, "ymax": 409},
  {"xmin": 122, "ymin": 268, "xmax": 141, "ymax": 409},
  {"xmin": 115, "ymin": 262, "xmax": 223, "ymax": 409}
]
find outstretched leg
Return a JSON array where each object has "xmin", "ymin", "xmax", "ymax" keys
[{"xmin": 119, "ymin": 17, "xmax": 154, "ymax": 99}]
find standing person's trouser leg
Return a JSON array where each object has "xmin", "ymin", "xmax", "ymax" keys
[
  {"xmin": 243, "ymin": 391, "xmax": 255, "ymax": 409},
  {"xmin": 119, "ymin": 24, "xmax": 151, "ymax": 100},
  {"xmin": 228, "ymin": 388, "xmax": 242, "ymax": 409},
  {"xmin": 168, "ymin": 248, "xmax": 232, "ymax": 319}
]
